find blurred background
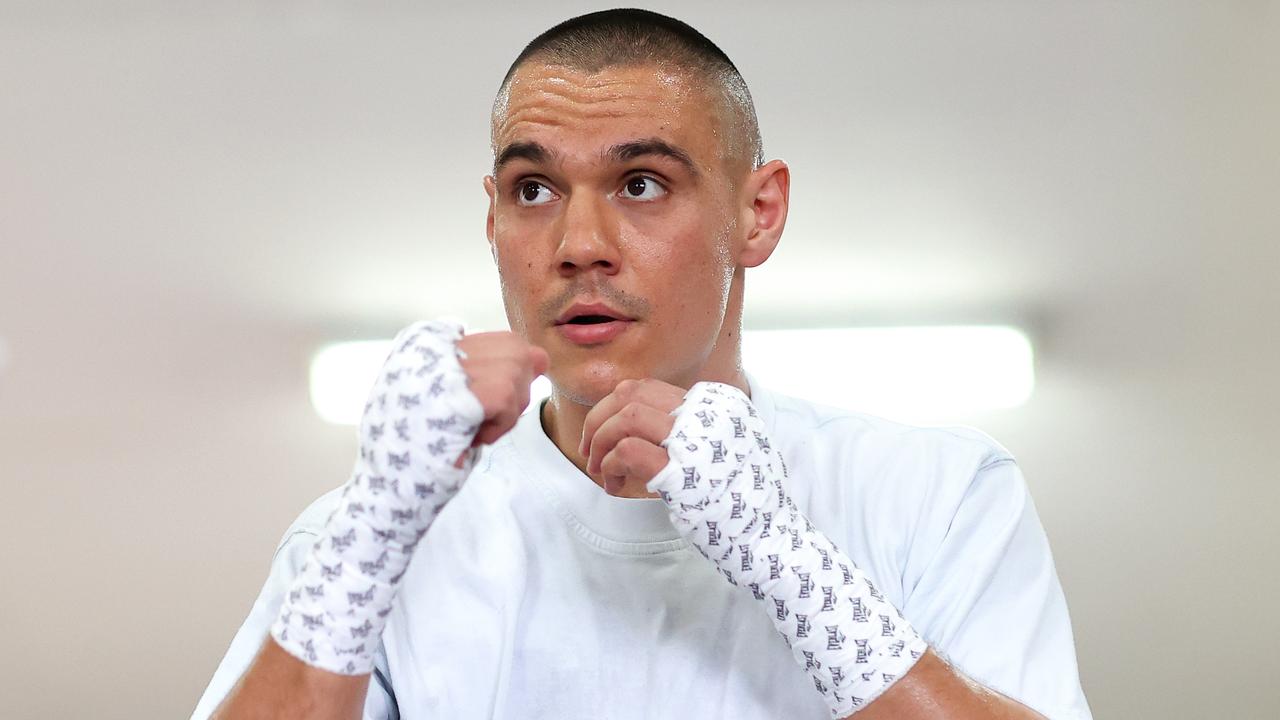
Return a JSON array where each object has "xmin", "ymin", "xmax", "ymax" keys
[{"xmin": 1, "ymin": 1, "xmax": 1277, "ymax": 717}]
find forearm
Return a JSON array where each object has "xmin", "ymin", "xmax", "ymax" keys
[
  {"xmin": 212, "ymin": 637, "xmax": 369, "ymax": 720},
  {"xmin": 849, "ymin": 650, "xmax": 1046, "ymax": 720},
  {"xmin": 646, "ymin": 383, "xmax": 1051, "ymax": 719},
  {"xmin": 210, "ymin": 322, "xmax": 487, "ymax": 717}
]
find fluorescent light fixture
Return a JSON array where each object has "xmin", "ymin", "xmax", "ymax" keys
[
  {"xmin": 741, "ymin": 326, "xmax": 1033, "ymax": 424},
  {"xmin": 309, "ymin": 340, "xmax": 555, "ymax": 426},
  {"xmin": 310, "ymin": 340, "xmax": 396, "ymax": 426},
  {"xmin": 310, "ymin": 326, "xmax": 1033, "ymax": 426}
]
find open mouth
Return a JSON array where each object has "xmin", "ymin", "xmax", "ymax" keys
[
  {"xmin": 563, "ymin": 315, "xmax": 618, "ymax": 325},
  {"xmin": 554, "ymin": 304, "xmax": 634, "ymax": 345}
]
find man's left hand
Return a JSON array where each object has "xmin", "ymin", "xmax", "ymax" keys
[{"xmin": 579, "ymin": 378, "xmax": 686, "ymax": 497}]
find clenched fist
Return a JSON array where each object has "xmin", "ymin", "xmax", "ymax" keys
[
  {"xmin": 457, "ymin": 331, "xmax": 550, "ymax": 448},
  {"xmin": 579, "ymin": 378, "xmax": 688, "ymax": 497}
]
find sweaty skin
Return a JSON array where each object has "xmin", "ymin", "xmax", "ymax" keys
[
  {"xmin": 485, "ymin": 63, "xmax": 789, "ymax": 497},
  {"xmin": 213, "ymin": 58, "xmax": 1046, "ymax": 720}
]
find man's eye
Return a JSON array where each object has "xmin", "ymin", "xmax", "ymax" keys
[
  {"xmin": 517, "ymin": 181, "xmax": 555, "ymax": 206},
  {"xmin": 620, "ymin": 176, "xmax": 666, "ymax": 201}
]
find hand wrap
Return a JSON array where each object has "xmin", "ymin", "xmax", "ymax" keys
[
  {"xmin": 648, "ymin": 382, "xmax": 928, "ymax": 716},
  {"xmin": 269, "ymin": 320, "xmax": 484, "ymax": 674}
]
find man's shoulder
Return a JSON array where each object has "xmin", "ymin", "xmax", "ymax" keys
[
  {"xmin": 768, "ymin": 388, "xmax": 1014, "ymax": 469},
  {"xmin": 766, "ymin": 389, "xmax": 1032, "ymax": 613},
  {"xmin": 273, "ymin": 486, "xmax": 345, "ymax": 548}
]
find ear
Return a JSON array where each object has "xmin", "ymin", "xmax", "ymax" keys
[
  {"xmin": 736, "ymin": 159, "xmax": 790, "ymax": 268},
  {"xmin": 483, "ymin": 175, "xmax": 498, "ymax": 260}
]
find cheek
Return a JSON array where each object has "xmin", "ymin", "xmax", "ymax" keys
[
  {"xmin": 627, "ymin": 214, "xmax": 735, "ymax": 322},
  {"xmin": 636, "ymin": 207, "xmax": 734, "ymax": 281},
  {"xmin": 630, "ymin": 196, "xmax": 726, "ymax": 256},
  {"xmin": 491, "ymin": 233, "xmax": 546, "ymax": 332}
]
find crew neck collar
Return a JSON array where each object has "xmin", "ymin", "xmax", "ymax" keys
[{"xmin": 507, "ymin": 374, "xmax": 775, "ymax": 554}]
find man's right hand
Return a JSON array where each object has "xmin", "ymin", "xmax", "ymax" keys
[
  {"xmin": 457, "ymin": 331, "xmax": 550, "ymax": 447},
  {"xmin": 213, "ymin": 321, "xmax": 547, "ymax": 720}
]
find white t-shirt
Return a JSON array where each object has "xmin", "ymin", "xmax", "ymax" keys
[{"xmin": 192, "ymin": 377, "xmax": 1093, "ymax": 719}]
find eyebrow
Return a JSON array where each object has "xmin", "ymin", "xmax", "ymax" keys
[
  {"xmin": 494, "ymin": 141, "xmax": 555, "ymax": 173},
  {"xmin": 605, "ymin": 138, "xmax": 697, "ymax": 176},
  {"xmin": 493, "ymin": 137, "xmax": 698, "ymax": 177}
]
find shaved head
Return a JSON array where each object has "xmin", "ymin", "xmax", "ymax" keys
[{"xmin": 492, "ymin": 9, "xmax": 764, "ymax": 173}]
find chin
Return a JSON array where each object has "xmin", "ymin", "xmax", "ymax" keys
[{"xmin": 548, "ymin": 358, "xmax": 637, "ymax": 406}]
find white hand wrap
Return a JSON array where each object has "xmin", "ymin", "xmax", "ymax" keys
[
  {"xmin": 270, "ymin": 320, "xmax": 484, "ymax": 674},
  {"xmin": 648, "ymin": 382, "xmax": 928, "ymax": 716}
]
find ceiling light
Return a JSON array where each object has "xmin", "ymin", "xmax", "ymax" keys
[
  {"xmin": 309, "ymin": 340, "xmax": 396, "ymax": 426},
  {"xmin": 740, "ymin": 326, "xmax": 1033, "ymax": 424},
  {"xmin": 310, "ymin": 326, "xmax": 1033, "ymax": 426}
]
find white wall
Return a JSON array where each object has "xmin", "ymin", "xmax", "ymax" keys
[{"xmin": 1, "ymin": 2, "xmax": 1276, "ymax": 717}]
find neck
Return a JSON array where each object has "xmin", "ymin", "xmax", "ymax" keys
[{"xmin": 539, "ymin": 271, "xmax": 750, "ymax": 496}]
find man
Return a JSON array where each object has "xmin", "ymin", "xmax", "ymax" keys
[{"xmin": 194, "ymin": 9, "xmax": 1092, "ymax": 719}]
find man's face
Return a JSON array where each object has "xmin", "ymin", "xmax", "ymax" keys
[{"xmin": 485, "ymin": 62, "xmax": 746, "ymax": 405}]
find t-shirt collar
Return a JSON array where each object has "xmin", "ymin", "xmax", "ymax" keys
[{"xmin": 507, "ymin": 373, "xmax": 775, "ymax": 550}]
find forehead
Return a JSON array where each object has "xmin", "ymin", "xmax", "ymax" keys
[{"xmin": 493, "ymin": 62, "xmax": 722, "ymax": 166}]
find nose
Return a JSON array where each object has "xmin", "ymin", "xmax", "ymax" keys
[{"xmin": 554, "ymin": 192, "xmax": 621, "ymax": 278}]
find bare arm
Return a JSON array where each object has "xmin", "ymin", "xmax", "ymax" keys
[
  {"xmin": 850, "ymin": 650, "xmax": 1047, "ymax": 720},
  {"xmin": 584, "ymin": 380, "xmax": 1067, "ymax": 719},
  {"xmin": 212, "ymin": 638, "xmax": 369, "ymax": 720},
  {"xmin": 214, "ymin": 641, "xmax": 1041, "ymax": 720},
  {"xmin": 198, "ymin": 325, "xmax": 545, "ymax": 718},
  {"xmin": 215, "ymin": 643, "xmax": 1039, "ymax": 720}
]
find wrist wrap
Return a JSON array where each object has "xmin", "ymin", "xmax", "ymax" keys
[
  {"xmin": 270, "ymin": 320, "xmax": 484, "ymax": 674},
  {"xmin": 648, "ymin": 382, "xmax": 928, "ymax": 715}
]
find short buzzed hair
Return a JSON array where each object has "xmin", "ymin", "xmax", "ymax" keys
[{"xmin": 493, "ymin": 8, "xmax": 764, "ymax": 170}]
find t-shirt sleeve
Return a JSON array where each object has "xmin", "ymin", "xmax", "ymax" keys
[
  {"xmin": 900, "ymin": 456, "xmax": 1093, "ymax": 720},
  {"xmin": 189, "ymin": 519, "xmax": 398, "ymax": 720}
]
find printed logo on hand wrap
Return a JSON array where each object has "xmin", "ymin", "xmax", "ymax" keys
[
  {"xmin": 270, "ymin": 320, "xmax": 485, "ymax": 676},
  {"xmin": 647, "ymin": 382, "xmax": 929, "ymax": 717}
]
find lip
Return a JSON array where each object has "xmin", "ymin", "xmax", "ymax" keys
[
  {"xmin": 556, "ymin": 318, "xmax": 632, "ymax": 345},
  {"xmin": 554, "ymin": 301, "xmax": 630, "ymax": 326},
  {"xmin": 553, "ymin": 301, "xmax": 635, "ymax": 346}
]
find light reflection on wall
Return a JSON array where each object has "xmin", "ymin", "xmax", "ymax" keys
[{"xmin": 310, "ymin": 326, "xmax": 1033, "ymax": 426}]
